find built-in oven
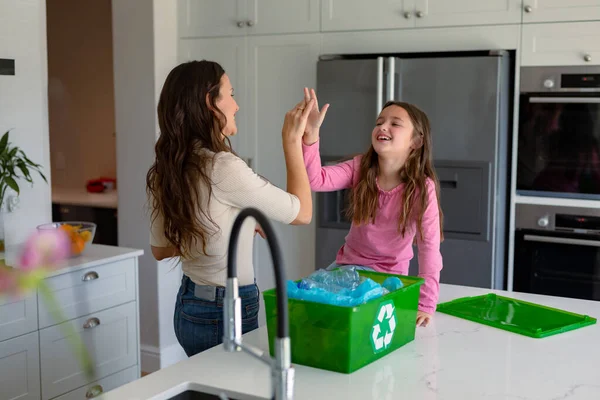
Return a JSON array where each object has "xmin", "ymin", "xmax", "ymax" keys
[
  {"xmin": 514, "ymin": 204, "xmax": 600, "ymax": 301},
  {"xmin": 517, "ymin": 65, "xmax": 600, "ymax": 200}
]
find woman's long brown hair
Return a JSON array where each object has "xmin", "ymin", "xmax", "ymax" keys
[
  {"xmin": 347, "ymin": 101, "xmax": 444, "ymax": 242},
  {"xmin": 146, "ymin": 60, "xmax": 233, "ymax": 258}
]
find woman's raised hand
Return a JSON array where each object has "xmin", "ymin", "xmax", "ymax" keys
[{"xmin": 282, "ymin": 97, "xmax": 316, "ymax": 145}]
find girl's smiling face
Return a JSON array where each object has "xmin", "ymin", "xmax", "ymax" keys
[{"xmin": 371, "ymin": 105, "xmax": 419, "ymax": 158}]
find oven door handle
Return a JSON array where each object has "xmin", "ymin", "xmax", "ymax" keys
[
  {"xmin": 529, "ymin": 97, "xmax": 600, "ymax": 104},
  {"xmin": 524, "ymin": 234, "xmax": 600, "ymax": 247}
]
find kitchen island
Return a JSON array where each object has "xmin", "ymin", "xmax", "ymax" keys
[{"xmin": 101, "ymin": 284, "xmax": 599, "ymax": 400}]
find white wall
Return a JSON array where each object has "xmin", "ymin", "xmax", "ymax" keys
[
  {"xmin": 112, "ymin": 0, "xmax": 184, "ymax": 373},
  {"xmin": 0, "ymin": 0, "xmax": 52, "ymax": 248}
]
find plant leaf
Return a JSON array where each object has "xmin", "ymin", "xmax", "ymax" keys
[
  {"xmin": 17, "ymin": 162, "xmax": 33, "ymax": 183},
  {"xmin": 5, "ymin": 176, "xmax": 19, "ymax": 194},
  {"xmin": 0, "ymin": 132, "xmax": 8, "ymax": 155},
  {"xmin": 19, "ymin": 151, "xmax": 41, "ymax": 168},
  {"xmin": 37, "ymin": 170, "xmax": 47, "ymax": 183}
]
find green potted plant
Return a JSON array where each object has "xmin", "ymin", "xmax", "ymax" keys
[{"xmin": 0, "ymin": 130, "xmax": 47, "ymax": 252}]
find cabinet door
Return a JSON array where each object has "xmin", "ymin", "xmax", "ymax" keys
[
  {"xmin": 522, "ymin": 21, "xmax": 600, "ymax": 66},
  {"xmin": 38, "ymin": 258, "xmax": 136, "ymax": 328},
  {"xmin": 0, "ymin": 332, "xmax": 41, "ymax": 400},
  {"xmin": 178, "ymin": 37, "xmax": 252, "ymax": 162},
  {"xmin": 321, "ymin": 0, "xmax": 416, "ymax": 32},
  {"xmin": 414, "ymin": 0, "xmax": 522, "ymax": 27},
  {"xmin": 247, "ymin": 0, "xmax": 320, "ymax": 35},
  {"xmin": 0, "ymin": 292, "xmax": 37, "ymax": 342},
  {"xmin": 522, "ymin": 0, "xmax": 600, "ymax": 23},
  {"xmin": 40, "ymin": 302, "xmax": 138, "ymax": 400},
  {"xmin": 247, "ymin": 34, "xmax": 321, "ymax": 310},
  {"xmin": 53, "ymin": 365, "xmax": 138, "ymax": 400},
  {"xmin": 178, "ymin": 0, "xmax": 248, "ymax": 38}
]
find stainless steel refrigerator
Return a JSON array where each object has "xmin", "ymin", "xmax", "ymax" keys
[{"xmin": 315, "ymin": 51, "xmax": 512, "ymax": 290}]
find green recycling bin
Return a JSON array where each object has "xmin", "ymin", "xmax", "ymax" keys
[{"xmin": 263, "ymin": 270, "xmax": 424, "ymax": 374}]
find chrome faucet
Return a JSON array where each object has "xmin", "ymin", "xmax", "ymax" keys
[{"xmin": 223, "ymin": 208, "xmax": 294, "ymax": 400}]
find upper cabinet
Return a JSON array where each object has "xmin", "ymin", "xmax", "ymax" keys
[
  {"xmin": 179, "ymin": 0, "xmax": 320, "ymax": 38},
  {"xmin": 178, "ymin": 0, "xmax": 246, "ymax": 38},
  {"xmin": 413, "ymin": 0, "xmax": 522, "ymax": 27},
  {"xmin": 522, "ymin": 0, "xmax": 600, "ymax": 23},
  {"xmin": 321, "ymin": 0, "xmax": 521, "ymax": 32},
  {"xmin": 321, "ymin": 0, "xmax": 416, "ymax": 32},
  {"xmin": 521, "ymin": 21, "xmax": 600, "ymax": 66}
]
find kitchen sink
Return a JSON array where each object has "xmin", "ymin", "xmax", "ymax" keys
[
  {"xmin": 154, "ymin": 382, "xmax": 268, "ymax": 400},
  {"xmin": 166, "ymin": 389, "xmax": 238, "ymax": 399}
]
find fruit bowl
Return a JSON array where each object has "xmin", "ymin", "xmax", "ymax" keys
[{"xmin": 36, "ymin": 222, "xmax": 96, "ymax": 257}]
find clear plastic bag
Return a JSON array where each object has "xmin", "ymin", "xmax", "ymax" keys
[{"xmin": 287, "ymin": 267, "xmax": 403, "ymax": 307}]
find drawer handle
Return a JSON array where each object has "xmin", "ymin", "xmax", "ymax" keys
[
  {"xmin": 86, "ymin": 384, "xmax": 104, "ymax": 398},
  {"xmin": 82, "ymin": 271, "xmax": 99, "ymax": 281},
  {"xmin": 83, "ymin": 317, "xmax": 100, "ymax": 329}
]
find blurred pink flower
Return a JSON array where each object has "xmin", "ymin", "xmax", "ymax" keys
[
  {"xmin": 19, "ymin": 229, "xmax": 70, "ymax": 271},
  {"xmin": 0, "ymin": 267, "xmax": 17, "ymax": 297}
]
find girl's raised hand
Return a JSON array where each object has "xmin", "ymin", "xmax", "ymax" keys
[{"xmin": 303, "ymin": 87, "xmax": 329, "ymax": 145}]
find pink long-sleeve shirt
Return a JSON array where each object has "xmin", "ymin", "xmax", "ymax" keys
[{"xmin": 303, "ymin": 140, "xmax": 443, "ymax": 314}]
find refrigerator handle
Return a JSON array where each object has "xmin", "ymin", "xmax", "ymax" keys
[
  {"xmin": 386, "ymin": 57, "xmax": 395, "ymax": 101},
  {"xmin": 377, "ymin": 57, "xmax": 384, "ymax": 115}
]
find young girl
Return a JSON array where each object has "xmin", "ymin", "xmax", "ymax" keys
[{"xmin": 301, "ymin": 88, "xmax": 444, "ymax": 327}]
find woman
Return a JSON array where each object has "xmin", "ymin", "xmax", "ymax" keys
[{"xmin": 146, "ymin": 60, "xmax": 317, "ymax": 356}]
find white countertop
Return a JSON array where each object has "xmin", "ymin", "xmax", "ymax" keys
[
  {"xmin": 5, "ymin": 244, "xmax": 143, "ymax": 277},
  {"xmin": 101, "ymin": 284, "xmax": 599, "ymax": 400},
  {"xmin": 52, "ymin": 186, "xmax": 118, "ymax": 208}
]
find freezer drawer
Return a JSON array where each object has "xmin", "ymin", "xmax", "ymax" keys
[{"xmin": 435, "ymin": 160, "xmax": 491, "ymax": 242}]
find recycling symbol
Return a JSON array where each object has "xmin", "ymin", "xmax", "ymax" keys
[{"xmin": 371, "ymin": 300, "xmax": 396, "ymax": 353}]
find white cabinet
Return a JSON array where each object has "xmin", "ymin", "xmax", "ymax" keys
[
  {"xmin": 413, "ymin": 0, "xmax": 522, "ymax": 27},
  {"xmin": 0, "ymin": 332, "xmax": 40, "ymax": 400},
  {"xmin": 321, "ymin": 0, "xmax": 416, "ymax": 32},
  {"xmin": 179, "ymin": 0, "xmax": 319, "ymax": 38},
  {"xmin": 0, "ymin": 292, "xmax": 37, "ymax": 342},
  {"xmin": 40, "ymin": 302, "xmax": 138, "ymax": 400},
  {"xmin": 38, "ymin": 258, "xmax": 136, "ymax": 328},
  {"xmin": 179, "ymin": 0, "xmax": 246, "ymax": 38},
  {"xmin": 0, "ymin": 248, "xmax": 141, "ymax": 400},
  {"xmin": 53, "ymin": 366, "xmax": 138, "ymax": 400},
  {"xmin": 247, "ymin": 0, "xmax": 320, "ymax": 36},
  {"xmin": 522, "ymin": 0, "xmax": 600, "ymax": 23},
  {"xmin": 522, "ymin": 21, "xmax": 600, "ymax": 66},
  {"xmin": 179, "ymin": 37, "xmax": 252, "ymax": 161},
  {"xmin": 246, "ymin": 34, "xmax": 320, "ymax": 290},
  {"xmin": 321, "ymin": 0, "xmax": 521, "ymax": 32}
]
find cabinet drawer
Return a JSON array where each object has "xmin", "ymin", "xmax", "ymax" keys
[
  {"xmin": 40, "ymin": 302, "xmax": 138, "ymax": 400},
  {"xmin": 0, "ymin": 331, "xmax": 41, "ymax": 400},
  {"xmin": 38, "ymin": 258, "xmax": 136, "ymax": 328},
  {"xmin": 522, "ymin": 21, "xmax": 600, "ymax": 66},
  {"xmin": 53, "ymin": 365, "xmax": 138, "ymax": 400},
  {"xmin": 0, "ymin": 292, "xmax": 38, "ymax": 342}
]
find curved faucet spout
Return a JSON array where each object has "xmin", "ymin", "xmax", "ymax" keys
[
  {"xmin": 223, "ymin": 207, "xmax": 294, "ymax": 400},
  {"xmin": 227, "ymin": 207, "xmax": 289, "ymax": 338}
]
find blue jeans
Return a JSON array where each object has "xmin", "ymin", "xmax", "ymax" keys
[{"xmin": 173, "ymin": 275, "xmax": 260, "ymax": 357}]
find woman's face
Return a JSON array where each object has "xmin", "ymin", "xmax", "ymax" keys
[{"xmin": 214, "ymin": 73, "xmax": 239, "ymax": 138}]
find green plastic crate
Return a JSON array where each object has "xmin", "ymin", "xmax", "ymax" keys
[
  {"xmin": 263, "ymin": 270, "xmax": 424, "ymax": 374},
  {"xmin": 437, "ymin": 293, "xmax": 597, "ymax": 338}
]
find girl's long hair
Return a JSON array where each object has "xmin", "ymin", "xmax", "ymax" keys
[
  {"xmin": 347, "ymin": 101, "xmax": 444, "ymax": 241},
  {"xmin": 146, "ymin": 60, "xmax": 233, "ymax": 258}
]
